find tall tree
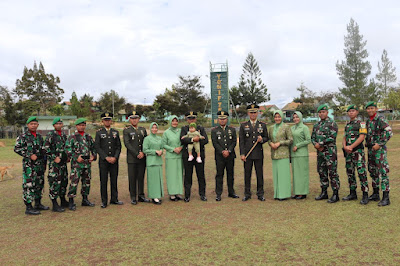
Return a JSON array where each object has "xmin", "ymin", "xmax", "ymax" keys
[
  {"xmin": 336, "ymin": 18, "xmax": 377, "ymax": 108},
  {"xmin": 376, "ymin": 49, "xmax": 397, "ymax": 102},
  {"xmin": 69, "ymin": 92, "xmax": 81, "ymax": 117},
  {"xmin": 14, "ymin": 61, "xmax": 64, "ymax": 115},
  {"xmin": 97, "ymin": 90, "xmax": 126, "ymax": 114},
  {"xmin": 236, "ymin": 52, "xmax": 270, "ymax": 105}
]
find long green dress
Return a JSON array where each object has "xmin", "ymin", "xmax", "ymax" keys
[
  {"xmin": 290, "ymin": 111, "xmax": 311, "ymax": 195},
  {"xmin": 268, "ymin": 110, "xmax": 293, "ymax": 199},
  {"xmin": 143, "ymin": 122, "xmax": 164, "ymax": 199},
  {"xmin": 162, "ymin": 115, "xmax": 184, "ymax": 195}
]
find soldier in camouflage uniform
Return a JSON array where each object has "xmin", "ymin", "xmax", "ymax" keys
[
  {"xmin": 65, "ymin": 118, "xmax": 97, "ymax": 210},
  {"xmin": 43, "ymin": 117, "xmax": 69, "ymax": 212},
  {"xmin": 342, "ymin": 105, "xmax": 369, "ymax": 205},
  {"xmin": 311, "ymin": 104, "xmax": 340, "ymax": 203},
  {"xmin": 365, "ymin": 101, "xmax": 393, "ymax": 206},
  {"xmin": 14, "ymin": 116, "xmax": 49, "ymax": 215}
]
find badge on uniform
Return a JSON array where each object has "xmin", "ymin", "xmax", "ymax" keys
[
  {"xmin": 359, "ymin": 122, "xmax": 367, "ymax": 134},
  {"xmin": 112, "ymin": 132, "xmax": 117, "ymax": 138},
  {"xmin": 101, "ymin": 134, "xmax": 106, "ymax": 138}
]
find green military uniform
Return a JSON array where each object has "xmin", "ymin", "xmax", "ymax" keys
[
  {"xmin": 311, "ymin": 104, "xmax": 340, "ymax": 202},
  {"xmin": 211, "ymin": 111, "xmax": 238, "ymax": 200},
  {"xmin": 365, "ymin": 101, "xmax": 392, "ymax": 206}
]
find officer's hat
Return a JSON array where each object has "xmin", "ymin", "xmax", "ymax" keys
[
  {"xmin": 246, "ymin": 104, "xmax": 259, "ymax": 113},
  {"xmin": 52, "ymin": 117, "xmax": 63, "ymax": 125},
  {"xmin": 346, "ymin": 105, "xmax": 358, "ymax": 112},
  {"xmin": 317, "ymin": 103, "xmax": 329, "ymax": 112},
  {"xmin": 101, "ymin": 112, "xmax": 114, "ymax": 120},
  {"xmin": 185, "ymin": 111, "xmax": 198, "ymax": 119},
  {"xmin": 129, "ymin": 111, "xmax": 140, "ymax": 119},
  {"xmin": 217, "ymin": 110, "xmax": 229, "ymax": 119},
  {"xmin": 365, "ymin": 101, "xmax": 377, "ymax": 108},
  {"xmin": 26, "ymin": 116, "xmax": 38, "ymax": 124},
  {"xmin": 74, "ymin": 118, "xmax": 87, "ymax": 125}
]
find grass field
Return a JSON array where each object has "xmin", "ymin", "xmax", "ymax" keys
[{"xmin": 0, "ymin": 122, "xmax": 399, "ymax": 265}]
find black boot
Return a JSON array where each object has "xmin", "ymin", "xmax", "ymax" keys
[
  {"xmin": 34, "ymin": 199, "xmax": 50, "ymax": 210},
  {"xmin": 69, "ymin": 198, "xmax": 76, "ymax": 211},
  {"xmin": 82, "ymin": 195, "xmax": 95, "ymax": 207},
  {"xmin": 342, "ymin": 190, "xmax": 357, "ymax": 201},
  {"xmin": 52, "ymin": 198, "xmax": 65, "ymax": 212},
  {"xmin": 25, "ymin": 202, "xmax": 40, "ymax": 215},
  {"xmin": 315, "ymin": 188, "xmax": 328, "ymax": 200},
  {"xmin": 60, "ymin": 196, "xmax": 69, "ymax": 208},
  {"xmin": 360, "ymin": 191, "xmax": 369, "ymax": 205},
  {"xmin": 368, "ymin": 188, "xmax": 380, "ymax": 201},
  {"xmin": 378, "ymin": 191, "xmax": 390, "ymax": 207},
  {"xmin": 327, "ymin": 190, "xmax": 339, "ymax": 203}
]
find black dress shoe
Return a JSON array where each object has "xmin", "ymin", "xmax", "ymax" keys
[
  {"xmin": 278, "ymin": 198, "xmax": 287, "ymax": 201},
  {"xmin": 169, "ymin": 196, "xmax": 178, "ymax": 201},
  {"xmin": 291, "ymin": 195, "xmax": 298, "ymax": 199},
  {"xmin": 131, "ymin": 200, "xmax": 137, "ymax": 205},
  {"xmin": 200, "ymin": 196, "xmax": 207, "ymax": 201},
  {"xmin": 216, "ymin": 196, "xmax": 221, "ymax": 201},
  {"xmin": 258, "ymin": 196, "xmax": 266, "ymax": 201},
  {"xmin": 242, "ymin": 196, "xmax": 251, "ymax": 201},
  {"xmin": 152, "ymin": 199, "xmax": 162, "ymax": 205},
  {"xmin": 228, "ymin": 194, "xmax": 240, "ymax": 199},
  {"xmin": 296, "ymin": 195, "xmax": 307, "ymax": 200},
  {"xmin": 138, "ymin": 197, "xmax": 150, "ymax": 203},
  {"xmin": 175, "ymin": 195, "xmax": 183, "ymax": 201},
  {"xmin": 101, "ymin": 203, "xmax": 107, "ymax": 208},
  {"xmin": 110, "ymin": 201, "xmax": 124, "ymax": 205},
  {"xmin": 184, "ymin": 197, "xmax": 190, "ymax": 202}
]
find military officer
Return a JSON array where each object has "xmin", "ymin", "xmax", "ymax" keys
[
  {"xmin": 95, "ymin": 112, "xmax": 122, "ymax": 208},
  {"xmin": 311, "ymin": 104, "xmax": 340, "ymax": 203},
  {"xmin": 123, "ymin": 111, "xmax": 150, "ymax": 205},
  {"xmin": 180, "ymin": 111, "xmax": 209, "ymax": 202},
  {"xmin": 365, "ymin": 101, "xmax": 393, "ymax": 206},
  {"xmin": 66, "ymin": 118, "xmax": 97, "ymax": 210},
  {"xmin": 342, "ymin": 105, "xmax": 369, "ymax": 205},
  {"xmin": 211, "ymin": 111, "xmax": 239, "ymax": 201},
  {"xmin": 43, "ymin": 117, "xmax": 69, "ymax": 212},
  {"xmin": 14, "ymin": 116, "xmax": 49, "ymax": 215},
  {"xmin": 239, "ymin": 104, "xmax": 269, "ymax": 201}
]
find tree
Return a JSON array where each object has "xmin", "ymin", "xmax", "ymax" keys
[
  {"xmin": 235, "ymin": 52, "xmax": 270, "ymax": 105},
  {"xmin": 376, "ymin": 49, "xmax": 397, "ymax": 103},
  {"xmin": 97, "ymin": 90, "xmax": 126, "ymax": 114},
  {"xmin": 69, "ymin": 92, "xmax": 81, "ymax": 117},
  {"xmin": 336, "ymin": 18, "xmax": 377, "ymax": 108},
  {"xmin": 154, "ymin": 75, "xmax": 209, "ymax": 116},
  {"xmin": 383, "ymin": 88, "xmax": 400, "ymax": 111},
  {"xmin": 14, "ymin": 61, "xmax": 64, "ymax": 115},
  {"xmin": 229, "ymin": 86, "xmax": 241, "ymax": 108},
  {"xmin": 48, "ymin": 104, "xmax": 65, "ymax": 116}
]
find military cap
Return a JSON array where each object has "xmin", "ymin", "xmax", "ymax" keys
[
  {"xmin": 52, "ymin": 117, "xmax": 63, "ymax": 125},
  {"xmin": 128, "ymin": 111, "xmax": 140, "ymax": 119},
  {"xmin": 189, "ymin": 122, "xmax": 197, "ymax": 128},
  {"xmin": 317, "ymin": 103, "xmax": 329, "ymax": 112},
  {"xmin": 217, "ymin": 110, "xmax": 229, "ymax": 119},
  {"xmin": 101, "ymin": 112, "xmax": 113, "ymax": 120},
  {"xmin": 246, "ymin": 104, "xmax": 259, "ymax": 112},
  {"xmin": 26, "ymin": 116, "xmax": 38, "ymax": 124},
  {"xmin": 185, "ymin": 111, "xmax": 197, "ymax": 118},
  {"xmin": 74, "ymin": 118, "xmax": 87, "ymax": 125},
  {"xmin": 346, "ymin": 105, "xmax": 358, "ymax": 112},
  {"xmin": 365, "ymin": 101, "xmax": 377, "ymax": 108}
]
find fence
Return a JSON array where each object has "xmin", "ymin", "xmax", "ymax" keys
[{"xmin": 0, "ymin": 127, "xmax": 23, "ymax": 139}]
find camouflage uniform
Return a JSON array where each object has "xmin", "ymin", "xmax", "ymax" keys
[
  {"xmin": 14, "ymin": 131, "xmax": 46, "ymax": 203},
  {"xmin": 366, "ymin": 115, "xmax": 392, "ymax": 191},
  {"xmin": 311, "ymin": 117, "xmax": 340, "ymax": 191},
  {"xmin": 344, "ymin": 120, "xmax": 368, "ymax": 192},
  {"xmin": 44, "ymin": 130, "xmax": 69, "ymax": 200},
  {"xmin": 65, "ymin": 131, "xmax": 97, "ymax": 198}
]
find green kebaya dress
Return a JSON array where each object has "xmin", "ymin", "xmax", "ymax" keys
[
  {"xmin": 290, "ymin": 111, "xmax": 311, "ymax": 195},
  {"xmin": 162, "ymin": 115, "xmax": 184, "ymax": 195},
  {"xmin": 143, "ymin": 122, "xmax": 164, "ymax": 199}
]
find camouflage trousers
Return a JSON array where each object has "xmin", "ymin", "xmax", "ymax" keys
[
  {"xmin": 67, "ymin": 165, "xmax": 91, "ymax": 198},
  {"xmin": 47, "ymin": 161, "xmax": 69, "ymax": 200},
  {"xmin": 368, "ymin": 148, "xmax": 390, "ymax": 191},
  {"xmin": 22, "ymin": 159, "xmax": 45, "ymax": 203},
  {"xmin": 317, "ymin": 147, "xmax": 340, "ymax": 191},
  {"xmin": 345, "ymin": 149, "xmax": 369, "ymax": 192}
]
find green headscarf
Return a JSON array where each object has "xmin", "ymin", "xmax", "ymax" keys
[
  {"xmin": 168, "ymin": 115, "xmax": 179, "ymax": 132},
  {"xmin": 149, "ymin": 122, "xmax": 159, "ymax": 137},
  {"xmin": 293, "ymin": 111, "xmax": 304, "ymax": 129},
  {"xmin": 273, "ymin": 110, "xmax": 284, "ymax": 139}
]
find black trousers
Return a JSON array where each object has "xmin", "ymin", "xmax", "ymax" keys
[
  {"xmin": 128, "ymin": 161, "xmax": 146, "ymax": 200},
  {"xmin": 183, "ymin": 159, "xmax": 206, "ymax": 198},
  {"xmin": 244, "ymin": 158, "xmax": 264, "ymax": 197},
  {"xmin": 215, "ymin": 158, "xmax": 235, "ymax": 196},
  {"xmin": 99, "ymin": 161, "xmax": 119, "ymax": 203}
]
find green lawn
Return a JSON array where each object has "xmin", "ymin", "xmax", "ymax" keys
[{"xmin": 0, "ymin": 122, "xmax": 399, "ymax": 264}]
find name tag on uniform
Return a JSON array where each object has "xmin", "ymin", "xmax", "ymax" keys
[{"xmin": 216, "ymin": 132, "xmax": 221, "ymax": 135}]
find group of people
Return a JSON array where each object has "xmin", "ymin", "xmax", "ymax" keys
[{"xmin": 13, "ymin": 101, "xmax": 392, "ymax": 215}]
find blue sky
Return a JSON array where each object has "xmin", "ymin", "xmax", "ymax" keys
[{"xmin": 1, "ymin": 0, "xmax": 399, "ymax": 108}]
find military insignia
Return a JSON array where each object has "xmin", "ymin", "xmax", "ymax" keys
[
  {"xmin": 101, "ymin": 134, "xmax": 106, "ymax": 138},
  {"xmin": 218, "ymin": 136, "xmax": 221, "ymax": 140},
  {"xmin": 112, "ymin": 132, "xmax": 117, "ymax": 138},
  {"xmin": 141, "ymin": 130, "xmax": 144, "ymax": 135},
  {"xmin": 221, "ymin": 111, "xmax": 225, "ymax": 115},
  {"xmin": 245, "ymin": 125, "xmax": 249, "ymax": 128},
  {"xmin": 360, "ymin": 122, "xmax": 366, "ymax": 129},
  {"xmin": 258, "ymin": 128, "xmax": 263, "ymax": 133},
  {"xmin": 251, "ymin": 104, "xmax": 255, "ymax": 108},
  {"xmin": 216, "ymin": 131, "xmax": 221, "ymax": 135},
  {"xmin": 105, "ymin": 113, "xmax": 109, "ymax": 117},
  {"xmin": 229, "ymin": 136, "xmax": 232, "ymax": 139},
  {"xmin": 132, "ymin": 111, "xmax": 136, "ymax": 115},
  {"xmin": 190, "ymin": 111, "xmax": 193, "ymax": 115},
  {"xmin": 246, "ymin": 133, "xmax": 249, "ymax": 137}
]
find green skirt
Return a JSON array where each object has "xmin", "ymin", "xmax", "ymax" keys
[
  {"xmin": 272, "ymin": 158, "xmax": 291, "ymax": 199},
  {"xmin": 165, "ymin": 158, "xmax": 183, "ymax": 195},
  {"xmin": 147, "ymin": 166, "xmax": 164, "ymax": 199},
  {"xmin": 291, "ymin": 156, "xmax": 309, "ymax": 195}
]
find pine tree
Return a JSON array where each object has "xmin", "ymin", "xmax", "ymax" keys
[
  {"xmin": 376, "ymin": 49, "xmax": 397, "ymax": 102},
  {"xmin": 336, "ymin": 18, "xmax": 377, "ymax": 108}
]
